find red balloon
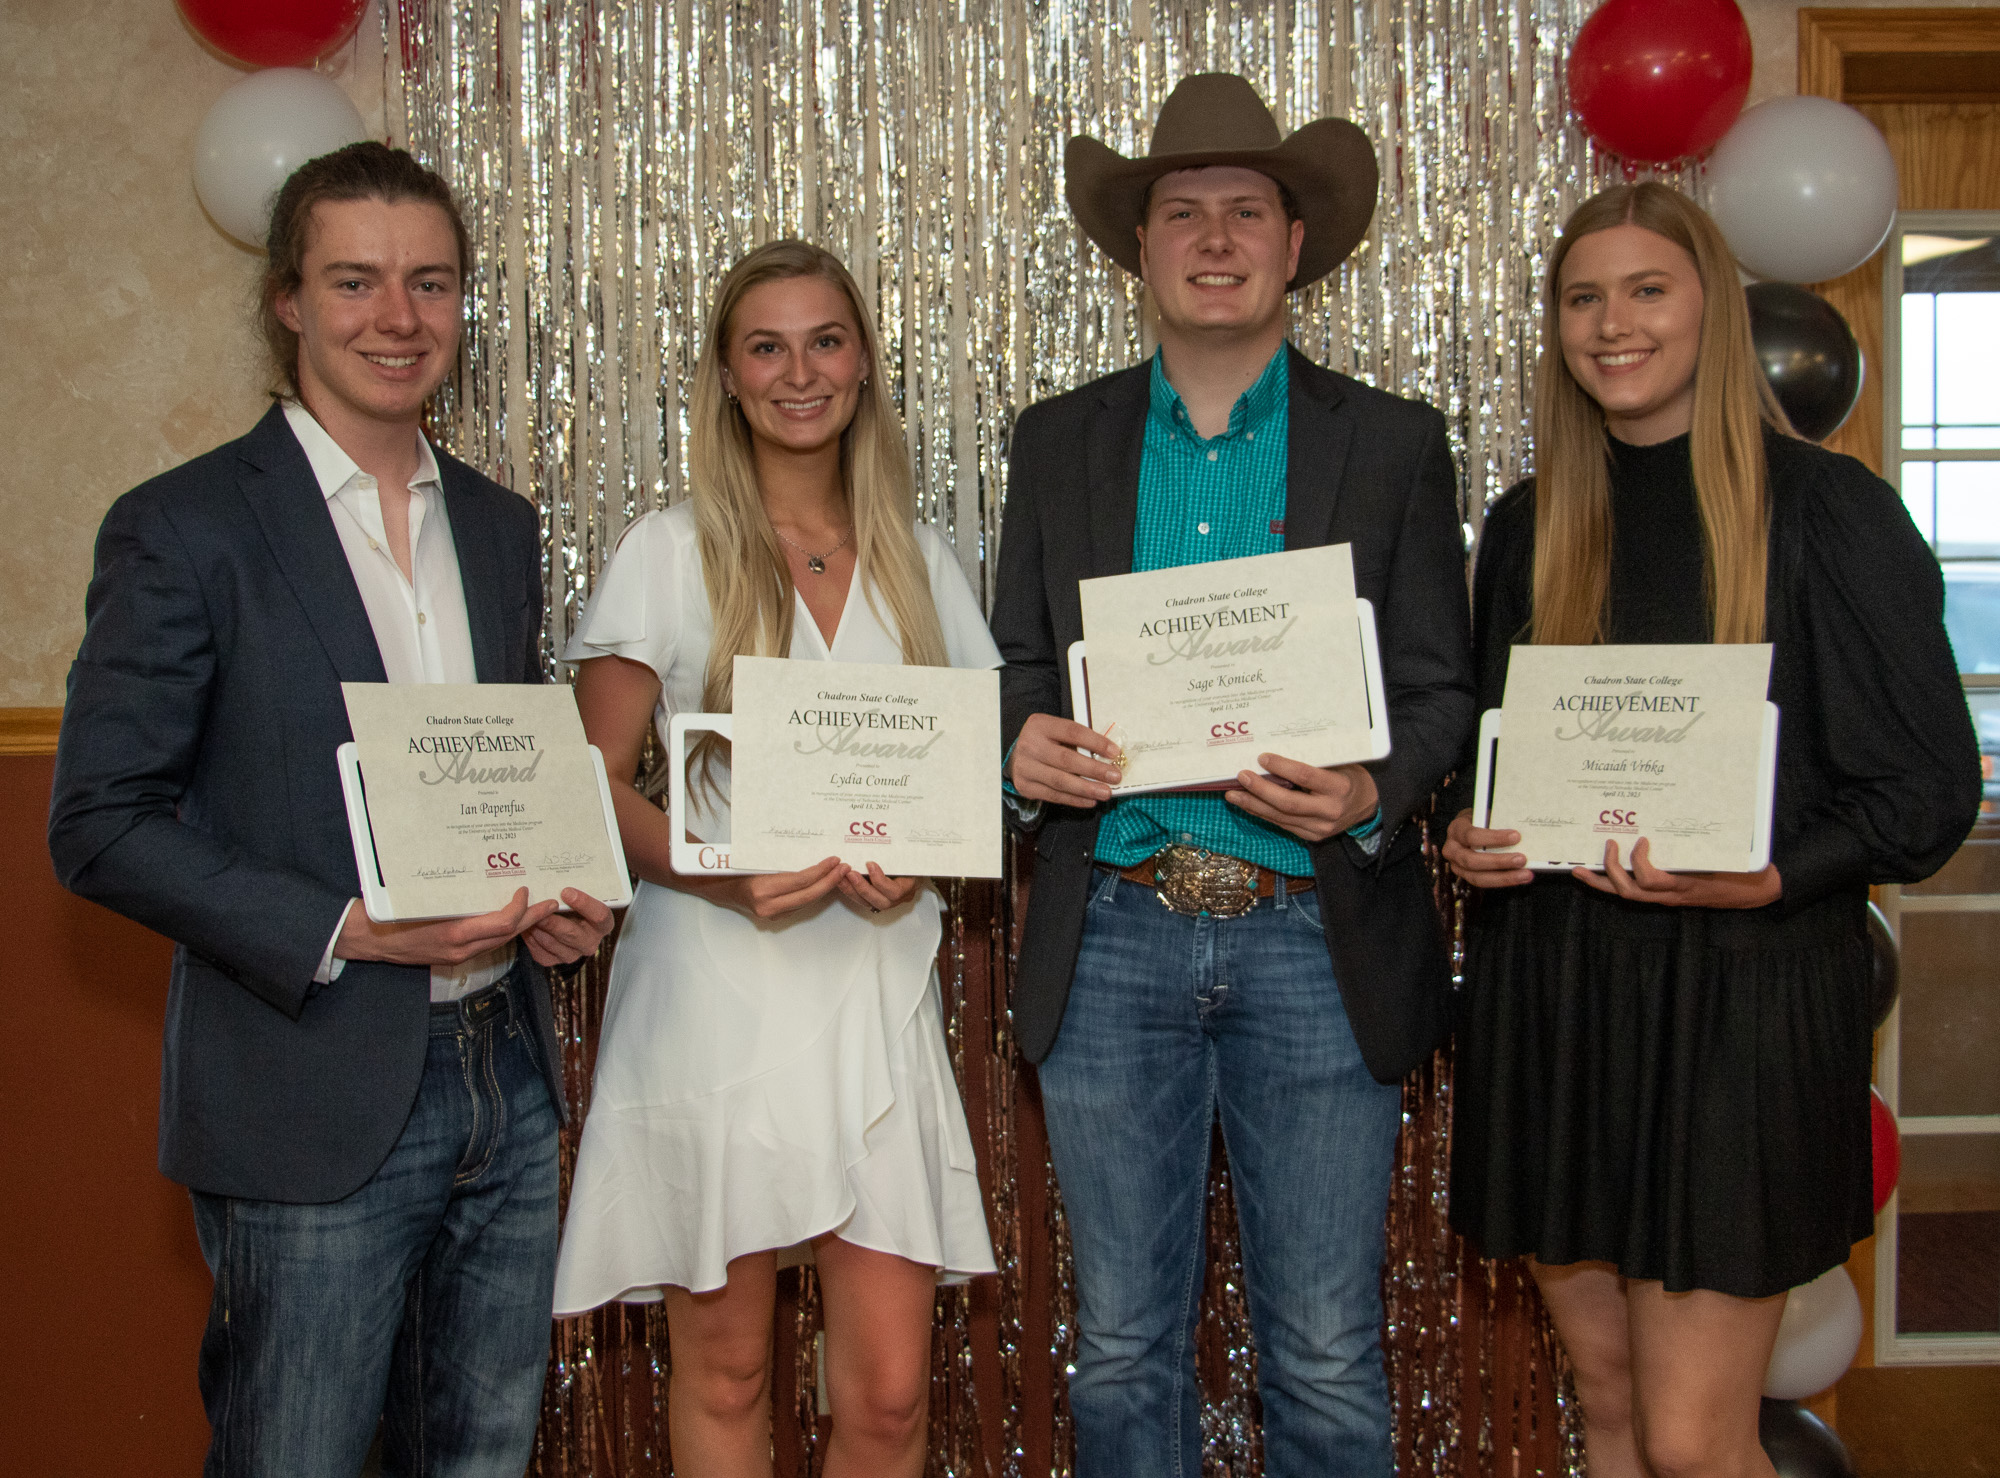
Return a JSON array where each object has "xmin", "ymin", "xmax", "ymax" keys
[
  {"xmin": 178, "ymin": 0, "xmax": 368, "ymax": 69},
  {"xmin": 1870, "ymin": 1087, "xmax": 1901, "ymax": 1215},
  {"xmin": 1568, "ymin": 0, "xmax": 1754, "ymax": 164}
]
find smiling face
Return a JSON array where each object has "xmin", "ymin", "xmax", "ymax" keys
[
  {"xmin": 274, "ymin": 196, "xmax": 463, "ymax": 432},
  {"xmin": 719, "ymin": 274, "xmax": 869, "ymax": 458},
  {"xmin": 1557, "ymin": 222, "xmax": 1706, "ymax": 445},
  {"xmin": 1137, "ymin": 165, "xmax": 1303, "ymax": 343}
]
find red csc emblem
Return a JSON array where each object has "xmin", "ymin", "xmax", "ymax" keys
[
  {"xmin": 848, "ymin": 821, "xmax": 889, "ymax": 838},
  {"xmin": 1598, "ymin": 810, "xmax": 1636, "ymax": 828},
  {"xmin": 487, "ymin": 851, "xmax": 522, "ymax": 871},
  {"xmin": 1210, "ymin": 720, "xmax": 1251, "ymax": 740}
]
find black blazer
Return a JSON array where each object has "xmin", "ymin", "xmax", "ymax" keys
[
  {"xmin": 991, "ymin": 347, "xmax": 1475, "ymax": 1081},
  {"xmin": 48, "ymin": 405, "xmax": 562, "ymax": 1203}
]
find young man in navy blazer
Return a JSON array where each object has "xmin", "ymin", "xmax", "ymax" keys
[
  {"xmin": 48, "ymin": 143, "xmax": 614, "ymax": 1477},
  {"xmin": 991, "ymin": 76, "xmax": 1474, "ymax": 1476}
]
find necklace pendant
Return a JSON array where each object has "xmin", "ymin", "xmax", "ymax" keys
[{"xmin": 807, "ymin": 554, "xmax": 826, "ymax": 574}]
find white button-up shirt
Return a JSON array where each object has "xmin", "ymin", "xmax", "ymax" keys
[{"xmin": 285, "ymin": 402, "xmax": 514, "ymax": 1002}]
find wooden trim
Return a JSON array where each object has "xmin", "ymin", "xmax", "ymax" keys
[
  {"xmin": 0, "ymin": 708, "xmax": 62, "ymax": 757},
  {"xmin": 1801, "ymin": 8, "xmax": 2000, "ymax": 99}
]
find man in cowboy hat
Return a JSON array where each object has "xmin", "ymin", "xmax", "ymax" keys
[{"xmin": 990, "ymin": 73, "xmax": 1474, "ymax": 1475}]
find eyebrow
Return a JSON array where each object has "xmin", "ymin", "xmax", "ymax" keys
[
  {"xmin": 1563, "ymin": 267, "xmax": 1676, "ymax": 291},
  {"xmin": 740, "ymin": 321, "xmax": 851, "ymax": 337},
  {"xmin": 319, "ymin": 260, "xmax": 460, "ymax": 279},
  {"xmin": 1155, "ymin": 193, "xmax": 1278, "ymax": 208}
]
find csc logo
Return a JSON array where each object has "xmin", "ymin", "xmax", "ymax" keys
[
  {"xmin": 1210, "ymin": 720, "xmax": 1251, "ymax": 740},
  {"xmin": 487, "ymin": 851, "xmax": 523, "ymax": 873},
  {"xmin": 849, "ymin": 821, "xmax": 890, "ymax": 838},
  {"xmin": 1598, "ymin": 810, "xmax": 1637, "ymax": 828}
]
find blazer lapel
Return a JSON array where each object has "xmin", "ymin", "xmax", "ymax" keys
[
  {"xmin": 1084, "ymin": 365, "xmax": 1150, "ymax": 579},
  {"xmin": 438, "ymin": 459, "xmax": 512, "ymax": 682},
  {"xmin": 1282, "ymin": 346, "xmax": 1353, "ymax": 551},
  {"xmin": 237, "ymin": 406, "xmax": 388, "ymax": 686}
]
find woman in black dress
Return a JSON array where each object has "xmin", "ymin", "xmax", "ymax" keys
[{"xmin": 1444, "ymin": 182, "xmax": 1978, "ymax": 1477}]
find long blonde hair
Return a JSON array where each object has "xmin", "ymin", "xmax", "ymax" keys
[
  {"xmin": 687, "ymin": 241, "xmax": 949, "ymax": 786},
  {"xmin": 1529, "ymin": 183, "xmax": 1791, "ymax": 645}
]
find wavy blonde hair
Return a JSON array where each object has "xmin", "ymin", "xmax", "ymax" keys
[
  {"xmin": 686, "ymin": 240, "xmax": 949, "ymax": 789},
  {"xmin": 1530, "ymin": 183, "xmax": 1792, "ymax": 646}
]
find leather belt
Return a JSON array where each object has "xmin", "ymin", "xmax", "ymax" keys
[{"xmin": 1108, "ymin": 844, "xmax": 1314, "ymax": 919}]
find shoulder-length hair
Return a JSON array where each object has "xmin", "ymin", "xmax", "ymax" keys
[
  {"xmin": 687, "ymin": 240, "xmax": 948, "ymax": 786},
  {"xmin": 1530, "ymin": 182, "xmax": 1791, "ymax": 646}
]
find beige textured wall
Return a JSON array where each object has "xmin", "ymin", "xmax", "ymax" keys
[{"xmin": 0, "ymin": 0, "xmax": 385, "ymax": 707}]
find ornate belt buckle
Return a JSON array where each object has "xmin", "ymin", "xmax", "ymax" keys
[{"xmin": 1151, "ymin": 845, "xmax": 1257, "ymax": 919}]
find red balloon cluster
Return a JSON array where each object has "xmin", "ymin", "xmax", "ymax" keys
[
  {"xmin": 178, "ymin": 0, "xmax": 367, "ymax": 69},
  {"xmin": 1870, "ymin": 1087, "xmax": 1901, "ymax": 1215},
  {"xmin": 1569, "ymin": 0, "xmax": 1754, "ymax": 164}
]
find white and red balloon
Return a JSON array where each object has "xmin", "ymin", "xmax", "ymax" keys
[
  {"xmin": 1708, "ymin": 98, "xmax": 1900, "ymax": 283},
  {"xmin": 193, "ymin": 68, "xmax": 367, "ymax": 247}
]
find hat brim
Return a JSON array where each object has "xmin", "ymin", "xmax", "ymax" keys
[{"xmin": 1064, "ymin": 118, "xmax": 1380, "ymax": 290}]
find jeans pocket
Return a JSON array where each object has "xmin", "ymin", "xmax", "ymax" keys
[
  {"xmin": 1286, "ymin": 888, "xmax": 1326, "ymax": 937},
  {"xmin": 1086, "ymin": 867, "xmax": 1122, "ymax": 909}
]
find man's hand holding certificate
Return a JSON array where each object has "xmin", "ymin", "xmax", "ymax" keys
[
  {"xmin": 340, "ymin": 683, "xmax": 633, "ymax": 922},
  {"xmin": 1070, "ymin": 544, "xmax": 1388, "ymax": 793}
]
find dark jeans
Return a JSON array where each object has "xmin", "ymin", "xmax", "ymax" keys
[
  {"xmin": 1038, "ymin": 871, "xmax": 1403, "ymax": 1478},
  {"xmin": 191, "ymin": 974, "xmax": 560, "ymax": 1478}
]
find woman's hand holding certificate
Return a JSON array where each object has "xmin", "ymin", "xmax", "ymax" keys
[{"xmin": 1461, "ymin": 643, "xmax": 1781, "ymax": 885}]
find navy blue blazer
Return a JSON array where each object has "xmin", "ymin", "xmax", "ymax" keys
[
  {"xmin": 990, "ymin": 347, "xmax": 1476, "ymax": 1080},
  {"xmin": 48, "ymin": 405, "xmax": 563, "ymax": 1203}
]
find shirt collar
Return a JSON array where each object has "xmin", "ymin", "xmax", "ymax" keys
[
  {"xmin": 282, "ymin": 400, "xmax": 443, "ymax": 502},
  {"xmin": 1147, "ymin": 342, "xmax": 1289, "ymax": 444}
]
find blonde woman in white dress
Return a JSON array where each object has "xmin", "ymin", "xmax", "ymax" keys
[{"xmin": 552, "ymin": 241, "xmax": 998, "ymax": 1477}]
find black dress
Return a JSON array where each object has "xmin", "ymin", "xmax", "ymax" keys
[{"xmin": 1448, "ymin": 429, "xmax": 1982, "ymax": 1298}]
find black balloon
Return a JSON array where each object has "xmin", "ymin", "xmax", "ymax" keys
[
  {"xmin": 1760, "ymin": 1398, "xmax": 1857, "ymax": 1478},
  {"xmin": 1746, "ymin": 283, "xmax": 1864, "ymax": 443},
  {"xmin": 1866, "ymin": 900, "xmax": 1901, "ymax": 1030}
]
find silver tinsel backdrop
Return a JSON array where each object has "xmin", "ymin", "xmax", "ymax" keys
[{"xmin": 366, "ymin": 2, "xmax": 1696, "ymax": 1472}]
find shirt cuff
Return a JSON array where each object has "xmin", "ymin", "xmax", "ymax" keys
[
  {"xmin": 1345, "ymin": 805, "xmax": 1383, "ymax": 840},
  {"xmin": 1001, "ymin": 739, "xmax": 1043, "ymax": 826},
  {"xmin": 313, "ymin": 900, "xmax": 356, "ymax": 986}
]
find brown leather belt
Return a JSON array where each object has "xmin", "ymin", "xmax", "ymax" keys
[{"xmin": 1107, "ymin": 844, "xmax": 1314, "ymax": 919}]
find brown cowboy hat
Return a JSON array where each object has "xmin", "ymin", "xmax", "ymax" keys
[{"xmin": 1065, "ymin": 73, "xmax": 1379, "ymax": 291}]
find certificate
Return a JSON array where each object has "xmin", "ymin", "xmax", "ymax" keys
[
  {"xmin": 338, "ymin": 683, "xmax": 633, "ymax": 921},
  {"xmin": 672, "ymin": 655, "xmax": 1002, "ymax": 879},
  {"xmin": 1472, "ymin": 645, "xmax": 1778, "ymax": 873},
  {"xmin": 1072, "ymin": 544, "xmax": 1389, "ymax": 793}
]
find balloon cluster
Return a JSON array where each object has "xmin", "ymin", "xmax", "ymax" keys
[
  {"xmin": 1567, "ymin": 0, "xmax": 1895, "ymax": 442},
  {"xmin": 178, "ymin": 2, "xmax": 370, "ymax": 246},
  {"xmin": 1752, "ymin": 911, "xmax": 1901, "ymax": 1406}
]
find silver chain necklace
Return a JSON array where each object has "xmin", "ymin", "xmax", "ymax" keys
[{"xmin": 774, "ymin": 524, "xmax": 853, "ymax": 575}]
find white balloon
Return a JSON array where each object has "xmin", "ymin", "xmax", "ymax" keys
[
  {"xmin": 1708, "ymin": 97, "xmax": 1898, "ymax": 284},
  {"xmin": 1763, "ymin": 1264, "xmax": 1863, "ymax": 1400},
  {"xmin": 193, "ymin": 69, "xmax": 368, "ymax": 247}
]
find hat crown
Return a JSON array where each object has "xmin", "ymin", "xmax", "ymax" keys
[{"xmin": 1147, "ymin": 73, "xmax": 1284, "ymax": 158}]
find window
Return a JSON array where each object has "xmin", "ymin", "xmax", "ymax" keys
[{"xmin": 1876, "ymin": 209, "xmax": 2000, "ymax": 1365}]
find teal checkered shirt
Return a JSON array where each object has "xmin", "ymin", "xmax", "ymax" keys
[{"xmin": 1092, "ymin": 346, "xmax": 1314, "ymax": 876}]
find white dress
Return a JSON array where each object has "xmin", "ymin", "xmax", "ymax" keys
[{"xmin": 551, "ymin": 503, "xmax": 1001, "ymax": 1309}]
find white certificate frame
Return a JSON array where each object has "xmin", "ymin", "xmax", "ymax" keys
[
  {"xmin": 666, "ymin": 712, "xmax": 768, "ymax": 878},
  {"xmin": 1468, "ymin": 704, "xmax": 1782, "ymax": 872},
  {"xmin": 336, "ymin": 741, "xmax": 634, "ymax": 921},
  {"xmin": 1065, "ymin": 597, "xmax": 1391, "ymax": 796}
]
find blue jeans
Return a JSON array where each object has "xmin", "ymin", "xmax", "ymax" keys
[
  {"xmin": 191, "ymin": 973, "xmax": 560, "ymax": 1478},
  {"xmin": 1038, "ymin": 871, "xmax": 1403, "ymax": 1478}
]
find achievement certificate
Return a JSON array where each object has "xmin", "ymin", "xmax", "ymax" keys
[
  {"xmin": 1073, "ymin": 544, "xmax": 1387, "ymax": 793},
  {"xmin": 1472, "ymin": 644, "xmax": 1778, "ymax": 873},
  {"xmin": 712, "ymin": 655, "xmax": 1002, "ymax": 878},
  {"xmin": 338, "ymin": 683, "xmax": 633, "ymax": 920}
]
